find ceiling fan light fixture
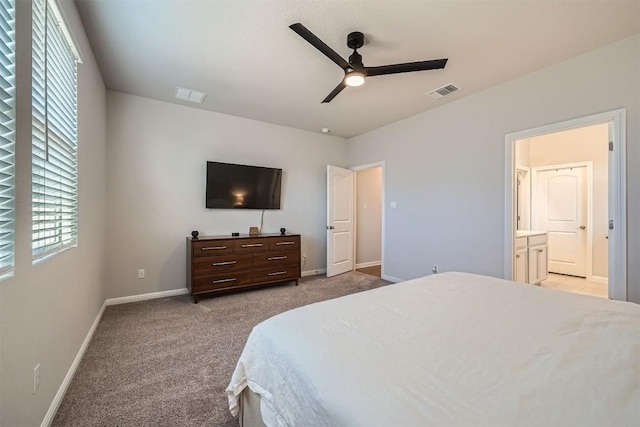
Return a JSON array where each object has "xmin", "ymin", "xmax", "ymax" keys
[
  {"xmin": 289, "ymin": 23, "xmax": 448, "ymax": 103},
  {"xmin": 345, "ymin": 71, "xmax": 365, "ymax": 87}
]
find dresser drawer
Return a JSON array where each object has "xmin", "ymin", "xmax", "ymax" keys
[
  {"xmin": 515, "ymin": 237, "xmax": 527, "ymax": 250},
  {"xmin": 268, "ymin": 236, "xmax": 300, "ymax": 251},
  {"xmin": 192, "ymin": 270, "xmax": 253, "ymax": 293},
  {"xmin": 253, "ymin": 266, "xmax": 299, "ymax": 283},
  {"xmin": 234, "ymin": 238, "xmax": 268, "ymax": 253},
  {"xmin": 193, "ymin": 253, "xmax": 252, "ymax": 275},
  {"xmin": 253, "ymin": 250, "xmax": 299, "ymax": 268},
  {"xmin": 192, "ymin": 239, "xmax": 234, "ymax": 257}
]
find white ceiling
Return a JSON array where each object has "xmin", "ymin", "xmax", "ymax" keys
[{"xmin": 75, "ymin": 0, "xmax": 640, "ymax": 138}]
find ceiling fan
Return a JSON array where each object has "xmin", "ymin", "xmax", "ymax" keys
[{"xmin": 289, "ymin": 23, "xmax": 448, "ymax": 103}]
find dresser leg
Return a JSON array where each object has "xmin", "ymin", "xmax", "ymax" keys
[
  {"xmin": 194, "ymin": 295, "xmax": 199, "ymax": 304},
  {"xmin": 295, "ymin": 279, "xmax": 299, "ymax": 286}
]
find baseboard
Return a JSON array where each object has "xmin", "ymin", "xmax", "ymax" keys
[
  {"xmin": 382, "ymin": 274, "xmax": 403, "ymax": 283},
  {"xmin": 355, "ymin": 261, "xmax": 381, "ymax": 269},
  {"xmin": 105, "ymin": 288, "xmax": 189, "ymax": 306},
  {"xmin": 589, "ymin": 275, "xmax": 609, "ymax": 284},
  {"xmin": 301, "ymin": 268, "xmax": 326, "ymax": 277},
  {"xmin": 41, "ymin": 301, "xmax": 107, "ymax": 427}
]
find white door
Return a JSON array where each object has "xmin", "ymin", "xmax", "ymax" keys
[
  {"xmin": 327, "ymin": 165, "xmax": 354, "ymax": 277},
  {"xmin": 534, "ymin": 166, "xmax": 587, "ymax": 277}
]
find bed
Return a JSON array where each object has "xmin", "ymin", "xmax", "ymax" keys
[{"xmin": 226, "ymin": 272, "xmax": 640, "ymax": 426}]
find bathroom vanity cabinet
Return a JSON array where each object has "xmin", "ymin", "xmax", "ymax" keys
[{"xmin": 515, "ymin": 231, "xmax": 549, "ymax": 285}]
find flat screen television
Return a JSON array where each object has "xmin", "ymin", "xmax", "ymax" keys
[{"xmin": 206, "ymin": 161, "xmax": 282, "ymax": 209}]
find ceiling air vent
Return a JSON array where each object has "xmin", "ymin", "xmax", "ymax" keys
[
  {"xmin": 174, "ymin": 87, "xmax": 207, "ymax": 104},
  {"xmin": 426, "ymin": 83, "xmax": 459, "ymax": 99}
]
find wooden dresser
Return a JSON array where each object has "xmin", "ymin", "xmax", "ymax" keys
[{"xmin": 186, "ymin": 233, "xmax": 301, "ymax": 303}]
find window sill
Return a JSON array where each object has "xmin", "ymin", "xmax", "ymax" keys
[
  {"xmin": 0, "ymin": 267, "xmax": 15, "ymax": 283},
  {"xmin": 32, "ymin": 243, "xmax": 78, "ymax": 265}
]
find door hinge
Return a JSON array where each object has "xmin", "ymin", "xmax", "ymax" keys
[
  {"xmin": 609, "ymin": 141, "xmax": 613, "ymax": 151},
  {"xmin": 609, "ymin": 220, "xmax": 614, "ymax": 230}
]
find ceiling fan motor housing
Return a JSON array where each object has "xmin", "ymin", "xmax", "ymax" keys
[
  {"xmin": 348, "ymin": 51, "xmax": 364, "ymax": 69},
  {"xmin": 347, "ymin": 32, "xmax": 365, "ymax": 70}
]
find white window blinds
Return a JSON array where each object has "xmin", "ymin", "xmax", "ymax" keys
[
  {"xmin": 0, "ymin": 0, "xmax": 15, "ymax": 276},
  {"xmin": 32, "ymin": 0, "xmax": 78, "ymax": 260}
]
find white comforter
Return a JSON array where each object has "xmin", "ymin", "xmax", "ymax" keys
[{"xmin": 226, "ymin": 272, "xmax": 640, "ymax": 426}]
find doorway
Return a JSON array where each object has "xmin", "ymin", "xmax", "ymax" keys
[
  {"xmin": 355, "ymin": 166, "xmax": 382, "ymax": 277},
  {"xmin": 326, "ymin": 162, "xmax": 386, "ymax": 279},
  {"xmin": 354, "ymin": 166, "xmax": 383, "ymax": 277},
  {"xmin": 505, "ymin": 109, "xmax": 627, "ymax": 301}
]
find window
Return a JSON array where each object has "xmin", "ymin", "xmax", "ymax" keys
[
  {"xmin": 32, "ymin": 0, "xmax": 79, "ymax": 260},
  {"xmin": 0, "ymin": 0, "xmax": 15, "ymax": 276}
]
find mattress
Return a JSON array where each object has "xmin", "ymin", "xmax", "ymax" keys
[{"xmin": 226, "ymin": 272, "xmax": 640, "ymax": 426}]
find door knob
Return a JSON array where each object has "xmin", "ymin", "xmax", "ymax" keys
[
  {"xmin": 579, "ymin": 225, "xmax": 586, "ymax": 230},
  {"xmin": 327, "ymin": 225, "xmax": 334, "ymax": 230}
]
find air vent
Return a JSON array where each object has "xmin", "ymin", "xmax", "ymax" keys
[
  {"xmin": 426, "ymin": 83, "xmax": 459, "ymax": 99},
  {"xmin": 174, "ymin": 87, "xmax": 207, "ymax": 104}
]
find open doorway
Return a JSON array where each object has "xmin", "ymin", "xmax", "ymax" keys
[
  {"xmin": 515, "ymin": 124, "xmax": 607, "ymax": 298},
  {"xmin": 353, "ymin": 162, "xmax": 385, "ymax": 278},
  {"xmin": 505, "ymin": 109, "xmax": 627, "ymax": 301}
]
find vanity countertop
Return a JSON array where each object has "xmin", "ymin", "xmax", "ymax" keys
[{"xmin": 516, "ymin": 230, "xmax": 548, "ymax": 238}]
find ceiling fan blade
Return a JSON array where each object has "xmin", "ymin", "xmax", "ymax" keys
[
  {"xmin": 322, "ymin": 81, "xmax": 347, "ymax": 103},
  {"xmin": 289, "ymin": 23, "xmax": 350, "ymax": 70},
  {"xmin": 365, "ymin": 58, "xmax": 448, "ymax": 77}
]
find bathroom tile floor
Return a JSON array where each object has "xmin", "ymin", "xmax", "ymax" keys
[{"xmin": 540, "ymin": 273, "xmax": 608, "ymax": 299}]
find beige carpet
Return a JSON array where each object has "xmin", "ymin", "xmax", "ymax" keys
[{"xmin": 52, "ymin": 271, "xmax": 390, "ymax": 426}]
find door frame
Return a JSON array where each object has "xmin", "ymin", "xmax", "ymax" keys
[
  {"xmin": 504, "ymin": 109, "xmax": 626, "ymax": 301},
  {"xmin": 531, "ymin": 161, "xmax": 593, "ymax": 280},
  {"xmin": 351, "ymin": 161, "xmax": 386, "ymax": 279},
  {"xmin": 515, "ymin": 166, "xmax": 530, "ymax": 230}
]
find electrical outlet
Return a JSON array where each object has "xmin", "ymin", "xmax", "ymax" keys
[
  {"xmin": 33, "ymin": 364, "xmax": 40, "ymax": 394},
  {"xmin": 138, "ymin": 269, "xmax": 145, "ymax": 279},
  {"xmin": 432, "ymin": 265, "xmax": 438, "ymax": 274}
]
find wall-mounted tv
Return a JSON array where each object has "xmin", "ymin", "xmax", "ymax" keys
[{"xmin": 206, "ymin": 161, "xmax": 282, "ymax": 209}]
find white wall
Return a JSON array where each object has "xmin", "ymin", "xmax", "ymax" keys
[
  {"xmin": 347, "ymin": 34, "xmax": 640, "ymax": 302},
  {"xmin": 356, "ymin": 167, "xmax": 382, "ymax": 265},
  {"xmin": 106, "ymin": 92, "xmax": 347, "ymax": 298},
  {"xmin": 529, "ymin": 123, "xmax": 609, "ymax": 278},
  {"xmin": 0, "ymin": 0, "xmax": 107, "ymax": 425}
]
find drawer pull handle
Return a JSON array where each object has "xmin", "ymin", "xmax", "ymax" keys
[
  {"xmin": 212, "ymin": 278, "xmax": 237, "ymax": 284},
  {"xmin": 268, "ymin": 256, "xmax": 287, "ymax": 261},
  {"xmin": 276, "ymin": 241, "xmax": 295, "ymax": 245},
  {"xmin": 538, "ymin": 249, "xmax": 544, "ymax": 253},
  {"xmin": 268, "ymin": 271, "xmax": 287, "ymax": 276},
  {"xmin": 212, "ymin": 261, "xmax": 237, "ymax": 266},
  {"xmin": 202, "ymin": 246, "xmax": 227, "ymax": 251},
  {"xmin": 242, "ymin": 243, "xmax": 263, "ymax": 248},
  {"xmin": 516, "ymin": 255, "xmax": 520, "ymax": 259}
]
